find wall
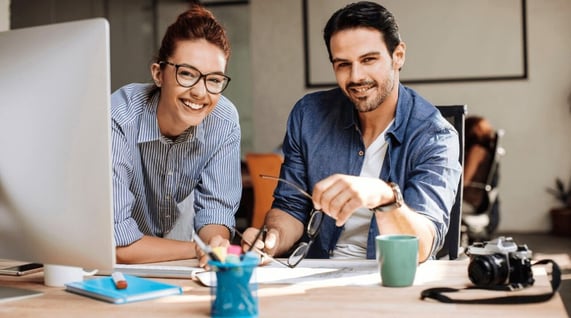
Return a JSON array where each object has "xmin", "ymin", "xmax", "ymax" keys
[
  {"xmin": 8, "ymin": 0, "xmax": 253, "ymax": 155},
  {"xmin": 250, "ymin": 0, "xmax": 571, "ymax": 233},
  {"xmin": 0, "ymin": 0, "xmax": 8, "ymax": 30},
  {"xmin": 8, "ymin": 0, "xmax": 152, "ymax": 91}
]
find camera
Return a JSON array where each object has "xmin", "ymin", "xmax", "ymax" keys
[{"xmin": 465, "ymin": 236, "xmax": 535, "ymax": 289}]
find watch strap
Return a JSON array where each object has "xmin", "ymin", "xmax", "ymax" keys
[{"xmin": 372, "ymin": 182, "xmax": 403, "ymax": 212}]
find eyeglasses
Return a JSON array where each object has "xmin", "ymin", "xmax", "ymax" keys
[
  {"xmin": 159, "ymin": 61, "xmax": 231, "ymax": 94},
  {"xmin": 255, "ymin": 175, "xmax": 325, "ymax": 268}
]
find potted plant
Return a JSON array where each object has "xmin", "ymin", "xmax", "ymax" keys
[{"xmin": 547, "ymin": 177, "xmax": 571, "ymax": 236}]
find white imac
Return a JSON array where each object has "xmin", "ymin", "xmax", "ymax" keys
[{"xmin": 0, "ymin": 18, "xmax": 115, "ymax": 289}]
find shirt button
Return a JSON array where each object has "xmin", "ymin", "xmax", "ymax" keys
[
  {"xmin": 165, "ymin": 195, "xmax": 171, "ymax": 200},
  {"xmin": 358, "ymin": 150, "xmax": 364, "ymax": 156},
  {"xmin": 167, "ymin": 170, "xmax": 173, "ymax": 176}
]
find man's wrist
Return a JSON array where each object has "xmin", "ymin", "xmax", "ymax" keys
[{"xmin": 372, "ymin": 182, "xmax": 403, "ymax": 212}]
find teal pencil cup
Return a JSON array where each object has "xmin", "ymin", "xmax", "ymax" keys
[{"xmin": 208, "ymin": 255, "xmax": 259, "ymax": 318}]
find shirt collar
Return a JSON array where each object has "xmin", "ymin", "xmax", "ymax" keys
[
  {"xmin": 386, "ymin": 83, "xmax": 412, "ymax": 146},
  {"xmin": 339, "ymin": 83, "xmax": 412, "ymax": 145},
  {"xmin": 138, "ymin": 91, "xmax": 161, "ymax": 143}
]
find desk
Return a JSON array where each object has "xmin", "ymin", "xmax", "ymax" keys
[{"xmin": 0, "ymin": 259, "xmax": 566, "ymax": 317}]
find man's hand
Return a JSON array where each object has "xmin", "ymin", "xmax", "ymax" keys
[
  {"xmin": 240, "ymin": 226, "xmax": 280, "ymax": 265},
  {"xmin": 312, "ymin": 174, "xmax": 393, "ymax": 226}
]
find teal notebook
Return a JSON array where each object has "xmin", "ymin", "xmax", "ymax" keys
[{"xmin": 65, "ymin": 274, "xmax": 183, "ymax": 304}]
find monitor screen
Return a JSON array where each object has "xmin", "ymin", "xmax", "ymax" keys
[{"xmin": 0, "ymin": 18, "xmax": 115, "ymax": 272}]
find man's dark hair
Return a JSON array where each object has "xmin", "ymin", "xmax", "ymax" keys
[{"xmin": 323, "ymin": 1, "xmax": 401, "ymax": 62}]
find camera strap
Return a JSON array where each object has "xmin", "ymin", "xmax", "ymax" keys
[{"xmin": 420, "ymin": 259, "xmax": 561, "ymax": 304}]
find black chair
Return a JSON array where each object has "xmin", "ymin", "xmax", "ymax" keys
[
  {"xmin": 435, "ymin": 105, "xmax": 467, "ymax": 260},
  {"xmin": 461, "ymin": 129, "xmax": 505, "ymax": 244}
]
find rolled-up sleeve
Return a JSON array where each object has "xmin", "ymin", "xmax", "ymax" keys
[
  {"xmin": 400, "ymin": 127, "xmax": 461, "ymax": 254},
  {"xmin": 193, "ymin": 121, "xmax": 242, "ymax": 233}
]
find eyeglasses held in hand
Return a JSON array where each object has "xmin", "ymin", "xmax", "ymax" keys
[
  {"xmin": 256, "ymin": 175, "xmax": 325, "ymax": 268},
  {"xmin": 159, "ymin": 61, "xmax": 231, "ymax": 94}
]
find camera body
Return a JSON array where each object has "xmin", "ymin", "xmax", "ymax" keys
[{"xmin": 466, "ymin": 236, "xmax": 535, "ymax": 289}]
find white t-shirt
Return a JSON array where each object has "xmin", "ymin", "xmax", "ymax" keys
[{"xmin": 331, "ymin": 122, "xmax": 392, "ymax": 259}]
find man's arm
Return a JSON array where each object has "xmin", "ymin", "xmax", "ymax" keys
[
  {"xmin": 374, "ymin": 205, "xmax": 435, "ymax": 262},
  {"xmin": 311, "ymin": 174, "xmax": 436, "ymax": 262},
  {"xmin": 242, "ymin": 208, "xmax": 304, "ymax": 258},
  {"xmin": 264, "ymin": 209, "xmax": 305, "ymax": 257}
]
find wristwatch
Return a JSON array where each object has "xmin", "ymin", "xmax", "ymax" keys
[{"xmin": 372, "ymin": 182, "xmax": 403, "ymax": 212}]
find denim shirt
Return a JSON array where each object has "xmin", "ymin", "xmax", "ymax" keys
[{"xmin": 272, "ymin": 84, "xmax": 461, "ymax": 259}]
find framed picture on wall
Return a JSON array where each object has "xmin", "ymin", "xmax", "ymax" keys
[
  {"xmin": 201, "ymin": 0, "xmax": 248, "ymax": 5},
  {"xmin": 303, "ymin": 0, "xmax": 528, "ymax": 87}
]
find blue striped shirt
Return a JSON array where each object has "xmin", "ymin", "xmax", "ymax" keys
[{"xmin": 111, "ymin": 83, "xmax": 242, "ymax": 246}]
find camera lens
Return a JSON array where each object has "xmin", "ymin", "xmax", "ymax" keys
[{"xmin": 468, "ymin": 254, "xmax": 509, "ymax": 287}]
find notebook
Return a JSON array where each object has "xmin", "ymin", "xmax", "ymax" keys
[{"xmin": 65, "ymin": 274, "xmax": 183, "ymax": 304}]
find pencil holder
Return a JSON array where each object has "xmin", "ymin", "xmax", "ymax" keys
[{"xmin": 208, "ymin": 255, "xmax": 259, "ymax": 318}]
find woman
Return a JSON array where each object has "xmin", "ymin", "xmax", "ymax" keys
[
  {"xmin": 111, "ymin": 4, "xmax": 241, "ymax": 267},
  {"xmin": 463, "ymin": 116, "xmax": 495, "ymax": 213}
]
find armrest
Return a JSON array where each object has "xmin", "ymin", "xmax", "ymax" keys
[{"xmin": 464, "ymin": 182, "xmax": 492, "ymax": 192}]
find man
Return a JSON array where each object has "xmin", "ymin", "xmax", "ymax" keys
[{"xmin": 243, "ymin": 1, "xmax": 461, "ymax": 263}]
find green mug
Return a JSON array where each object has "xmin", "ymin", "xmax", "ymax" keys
[{"xmin": 375, "ymin": 234, "xmax": 419, "ymax": 287}]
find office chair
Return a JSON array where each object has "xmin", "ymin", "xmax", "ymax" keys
[
  {"xmin": 244, "ymin": 153, "xmax": 284, "ymax": 228},
  {"xmin": 435, "ymin": 105, "xmax": 467, "ymax": 260},
  {"xmin": 461, "ymin": 129, "xmax": 505, "ymax": 244}
]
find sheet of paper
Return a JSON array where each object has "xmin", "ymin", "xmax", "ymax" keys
[{"xmin": 196, "ymin": 259, "xmax": 380, "ymax": 287}]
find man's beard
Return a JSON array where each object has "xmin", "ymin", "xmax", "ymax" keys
[{"xmin": 346, "ymin": 75, "xmax": 395, "ymax": 113}]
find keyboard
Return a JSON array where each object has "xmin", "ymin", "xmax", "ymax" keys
[{"xmin": 107, "ymin": 264, "xmax": 205, "ymax": 279}]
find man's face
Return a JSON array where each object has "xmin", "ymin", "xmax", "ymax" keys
[{"xmin": 330, "ymin": 28, "xmax": 404, "ymax": 113}]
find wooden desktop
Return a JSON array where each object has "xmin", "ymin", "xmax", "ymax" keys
[{"xmin": 0, "ymin": 258, "xmax": 566, "ymax": 317}]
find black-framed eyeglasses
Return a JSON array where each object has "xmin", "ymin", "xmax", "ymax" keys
[
  {"xmin": 159, "ymin": 61, "xmax": 231, "ymax": 94},
  {"xmin": 256, "ymin": 175, "xmax": 325, "ymax": 268}
]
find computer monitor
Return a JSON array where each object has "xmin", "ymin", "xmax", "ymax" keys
[{"xmin": 0, "ymin": 18, "xmax": 115, "ymax": 275}]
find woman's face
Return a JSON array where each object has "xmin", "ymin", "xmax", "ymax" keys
[{"xmin": 151, "ymin": 39, "xmax": 227, "ymax": 138}]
